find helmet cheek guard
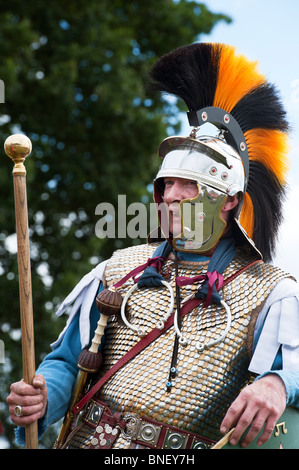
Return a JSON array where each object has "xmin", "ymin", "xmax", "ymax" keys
[
  {"xmin": 153, "ymin": 136, "xmax": 245, "ymax": 254},
  {"xmin": 175, "ymin": 185, "xmax": 227, "ymax": 253}
]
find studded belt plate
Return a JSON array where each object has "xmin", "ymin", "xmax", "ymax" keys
[
  {"xmin": 65, "ymin": 398, "xmax": 215, "ymax": 449},
  {"xmin": 65, "ymin": 243, "xmax": 292, "ymax": 449}
]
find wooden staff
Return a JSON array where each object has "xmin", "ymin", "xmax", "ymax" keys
[{"xmin": 4, "ymin": 134, "xmax": 38, "ymax": 449}]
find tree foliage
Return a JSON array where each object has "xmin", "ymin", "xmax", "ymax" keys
[{"xmin": 0, "ymin": 0, "xmax": 231, "ymax": 448}]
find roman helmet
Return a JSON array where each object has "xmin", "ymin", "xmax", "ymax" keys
[{"xmin": 148, "ymin": 43, "xmax": 290, "ymax": 261}]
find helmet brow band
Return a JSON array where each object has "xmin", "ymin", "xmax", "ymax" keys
[{"xmin": 187, "ymin": 106, "xmax": 249, "ymax": 188}]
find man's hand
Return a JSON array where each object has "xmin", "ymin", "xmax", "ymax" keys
[
  {"xmin": 220, "ymin": 374, "xmax": 287, "ymax": 447},
  {"xmin": 7, "ymin": 374, "xmax": 47, "ymax": 427}
]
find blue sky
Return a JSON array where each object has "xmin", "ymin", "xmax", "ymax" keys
[{"xmin": 186, "ymin": 0, "xmax": 299, "ymax": 278}]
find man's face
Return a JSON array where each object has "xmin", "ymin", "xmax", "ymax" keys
[
  {"xmin": 163, "ymin": 177, "xmax": 199, "ymax": 237},
  {"xmin": 162, "ymin": 176, "xmax": 237, "ymax": 239}
]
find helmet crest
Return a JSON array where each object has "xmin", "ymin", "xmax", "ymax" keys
[{"xmin": 148, "ymin": 43, "xmax": 290, "ymax": 261}]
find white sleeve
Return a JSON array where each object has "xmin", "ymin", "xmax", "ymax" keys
[
  {"xmin": 50, "ymin": 260, "xmax": 108, "ymax": 349},
  {"xmin": 249, "ymin": 278, "xmax": 299, "ymax": 374}
]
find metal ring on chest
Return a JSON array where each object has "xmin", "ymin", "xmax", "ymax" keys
[
  {"xmin": 174, "ymin": 297, "xmax": 232, "ymax": 351},
  {"xmin": 120, "ymin": 280, "xmax": 175, "ymax": 336}
]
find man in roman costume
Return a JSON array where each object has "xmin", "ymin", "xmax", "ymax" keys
[{"xmin": 7, "ymin": 43, "xmax": 299, "ymax": 449}]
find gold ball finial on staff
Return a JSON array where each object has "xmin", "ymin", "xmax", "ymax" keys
[
  {"xmin": 4, "ymin": 134, "xmax": 32, "ymax": 175},
  {"xmin": 4, "ymin": 132, "xmax": 38, "ymax": 448}
]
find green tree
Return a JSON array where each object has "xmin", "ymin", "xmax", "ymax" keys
[{"xmin": 0, "ymin": 0, "xmax": 231, "ymax": 448}]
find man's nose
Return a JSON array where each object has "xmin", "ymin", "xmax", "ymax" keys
[{"xmin": 165, "ymin": 182, "xmax": 185, "ymax": 202}]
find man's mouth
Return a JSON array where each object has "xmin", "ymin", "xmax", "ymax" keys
[{"xmin": 168, "ymin": 203, "xmax": 181, "ymax": 218}]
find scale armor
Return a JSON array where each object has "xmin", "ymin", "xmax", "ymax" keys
[{"xmin": 64, "ymin": 242, "xmax": 291, "ymax": 449}]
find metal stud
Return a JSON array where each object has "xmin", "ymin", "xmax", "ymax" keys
[
  {"xmin": 196, "ymin": 212, "xmax": 206, "ymax": 222},
  {"xmin": 201, "ymin": 111, "xmax": 208, "ymax": 121},
  {"xmin": 164, "ymin": 430, "xmax": 188, "ymax": 449}
]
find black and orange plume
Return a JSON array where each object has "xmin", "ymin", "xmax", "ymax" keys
[{"xmin": 148, "ymin": 43, "xmax": 290, "ymax": 261}]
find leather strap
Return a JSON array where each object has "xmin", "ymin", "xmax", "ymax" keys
[{"xmin": 72, "ymin": 259, "xmax": 260, "ymax": 415}]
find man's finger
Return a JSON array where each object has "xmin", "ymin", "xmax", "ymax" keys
[
  {"xmin": 226, "ymin": 407, "xmax": 258, "ymax": 446},
  {"xmin": 10, "ymin": 379, "xmax": 41, "ymax": 396},
  {"xmin": 220, "ymin": 399, "xmax": 246, "ymax": 436}
]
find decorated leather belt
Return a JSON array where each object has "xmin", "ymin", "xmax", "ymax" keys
[{"xmin": 82, "ymin": 398, "xmax": 215, "ymax": 450}]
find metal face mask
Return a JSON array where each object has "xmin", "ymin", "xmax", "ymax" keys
[{"xmin": 154, "ymin": 136, "xmax": 246, "ymax": 254}]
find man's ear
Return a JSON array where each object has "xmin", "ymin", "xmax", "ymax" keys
[{"xmin": 223, "ymin": 195, "xmax": 239, "ymax": 212}]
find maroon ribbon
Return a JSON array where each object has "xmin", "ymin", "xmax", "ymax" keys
[
  {"xmin": 176, "ymin": 270, "xmax": 224, "ymax": 307},
  {"xmin": 112, "ymin": 256, "xmax": 167, "ymax": 289}
]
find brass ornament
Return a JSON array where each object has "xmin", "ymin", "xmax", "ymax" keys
[{"xmin": 4, "ymin": 134, "xmax": 32, "ymax": 175}]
